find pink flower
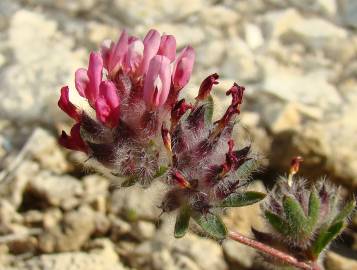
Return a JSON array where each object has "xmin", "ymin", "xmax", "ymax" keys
[
  {"xmin": 106, "ymin": 30, "xmax": 129, "ymax": 76},
  {"xmin": 58, "ymin": 86, "xmax": 81, "ymax": 122},
  {"xmin": 75, "ymin": 52, "xmax": 103, "ymax": 106},
  {"xmin": 124, "ymin": 37, "xmax": 144, "ymax": 74},
  {"xmin": 59, "ymin": 123, "xmax": 87, "ymax": 153},
  {"xmin": 140, "ymin": 29, "xmax": 161, "ymax": 75},
  {"xmin": 95, "ymin": 81, "xmax": 120, "ymax": 128},
  {"xmin": 172, "ymin": 46, "xmax": 195, "ymax": 91},
  {"xmin": 143, "ymin": 55, "xmax": 171, "ymax": 108},
  {"xmin": 158, "ymin": 34, "xmax": 176, "ymax": 62}
]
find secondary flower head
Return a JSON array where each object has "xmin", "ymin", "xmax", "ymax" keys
[
  {"xmin": 159, "ymin": 74, "xmax": 265, "ymax": 239},
  {"xmin": 58, "ymin": 29, "xmax": 195, "ymax": 186}
]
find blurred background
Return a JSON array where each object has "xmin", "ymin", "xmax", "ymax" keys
[{"xmin": 0, "ymin": 0, "xmax": 356, "ymax": 269}]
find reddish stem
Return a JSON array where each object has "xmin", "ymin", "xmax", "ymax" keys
[{"xmin": 228, "ymin": 231, "xmax": 321, "ymax": 270}]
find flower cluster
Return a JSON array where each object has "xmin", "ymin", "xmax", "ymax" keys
[
  {"xmin": 160, "ymin": 74, "xmax": 265, "ymax": 239},
  {"xmin": 58, "ymin": 29, "xmax": 195, "ymax": 186},
  {"xmin": 256, "ymin": 157, "xmax": 355, "ymax": 265}
]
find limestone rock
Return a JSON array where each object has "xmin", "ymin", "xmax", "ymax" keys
[
  {"xmin": 221, "ymin": 37, "xmax": 261, "ymax": 83},
  {"xmin": 38, "ymin": 206, "xmax": 95, "ymax": 252},
  {"xmin": 28, "ymin": 171, "xmax": 83, "ymax": 210},
  {"xmin": 325, "ymin": 251, "xmax": 357, "ymax": 270},
  {"xmin": 109, "ymin": 181, "xmax": 163, "ymax": 221},
  {"xmin": 0, "ymin": 9, "xmax": 85, "ymax": 124},
  {"xmin": 113, "ymin": 0, "xmax": 203, "ymax": 26},
  {"xmin": 340, "ymin": 0, "xmax": 357, "ymax": 28},
  {"xmin": 6, "ymin": 238, "xmax": 125, "ymax": 270},
  {"xmin": 199, "ymin": 6, "xmax": 239, "ymax": 27}
]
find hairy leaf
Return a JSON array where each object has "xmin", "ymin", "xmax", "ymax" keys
[
  {"xmin": 174, "ymin": 206, "xmax": 191, "ymax": 238},
  {"xmin": 332, "ymin": 199, "xmax": 356, "ymax": 225},
  {"xmin": 192, "ymin": 211, "xmax": 227, "ymax": 240},
  {"xmin": 311, "ymin": 221, "xmax": 344, "ymax": 258},
  {"xmin": 283, "ymin": 195, "xmax": 307, "ymax": 235},
  {"xmin": 218, "ymin": 191, "xmax": 266, "ymax": 207},
  {"xmin": 307, "ymin": 189, "xmax": 320, "ymax": 230},
  {"xmin": 265, "ymin": 210, "xmax": 289, "ymax": 235}
]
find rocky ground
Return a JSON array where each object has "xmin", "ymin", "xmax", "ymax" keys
[{"xmin": 0, "ymin": 0, "xmax": 357, "ymax": 269}]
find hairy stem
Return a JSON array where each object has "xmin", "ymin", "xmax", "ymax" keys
[{"xmin": 228, "ymin": 231, "xmax": 321, "ymax": 270}]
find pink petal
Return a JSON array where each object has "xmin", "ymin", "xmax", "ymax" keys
[
  {"xmin": 124, "ymin": 39, "xmax": 144, "ymax": 73},
  {"xmin": 75, "ymin": 68, "xmax": 89, "ymax": 97},
  {"xmin": 58, "ymin": 86, "xmax": 81, "ymax": 121},
  {"xmin": 158, "ymin": 35, "xmax": 176, "ymax": 62},
  {"xmin": 140, "ymin": 29, "xmax": 161, "ymax": 75},
  {"xmin": 143, "ymin": 55, "xmax": 171, "ymax": 108},
  {"xmin": 101, "ymin": 39, "xmax": 114, "ymax": 71},
  {"xmin": 95, "ymin": 81, "xmax": 120, "ymax": 128},
  {"xmin": 172, "ymin": 46, "xmax": 195, "ymax": 91},
  {"xmin": 86, "ymin": 52, "xmax": 103, "ymax": 105},
  {"xmin": 108, "ymin": 30, "xmax": 129, "ymax": 75}
]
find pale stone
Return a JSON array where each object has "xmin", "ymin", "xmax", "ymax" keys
[
  {"xmin": 340, "ymin": 0, "xmax": 357, "ymax": 28},
  {"xmin": 263, "ymin": 102, "xmax": 302, "ymax": 134},
  {"xmin": 200, "ymin": 6, "xmax": 239, "ymax": 27},
  {"xmin": 113, "ymin": 0, "xmax": 203, "ymax": 26},
  {"xmin": 8, "ymin": 239, "xmax": 125, "ymax": 270},
  {"xmin": 244, "ymin": 23, "xmax": 264, "ymax": 50},
  {"xmin": 325, "ymin": 251, "xmax": 357, "ymax": 270},
  {"xmin": 260, "ymin": 59, "xmax": 342, "ymax": 110},
  {"xmin": 289, "ymin": 0, "xmax": 337, "ymax": 16},
  {"xmin": 262, "ymin": 8, "xmax": 303, "ymax": 39},
  {"xmin": 221, "ymin": 37, "xmax": 261, "ymax": 83},
  {"xmin": 28, "ymin": 171, "xmax": 83, "ymax": 209},
  {"xmin": 0, "ymin": 10, "xmax": 85, "ymax": 124},
  {"xmin": 196, "ymin": 40, "xmax": 226, "ymax": 68},
  {"xmin": 281, "ymin": 17, "xmax": 348, "ymax": 49},
  {"xmin": 135, "ymin": 23, "xmax": 205, "ymax": 48}
]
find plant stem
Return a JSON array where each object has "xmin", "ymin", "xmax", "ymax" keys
[{"xmin": 228, "ymin": 231, "xmax": 321, "ymax": 270}]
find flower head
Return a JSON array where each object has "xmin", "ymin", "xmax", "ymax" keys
[
  {"xmin": 58, "ymin": 29, "xmax": 195, "ymax": 186},
  {"xmin": 159, "ymin": 75, "xmax": 265, "ymax": 239}
]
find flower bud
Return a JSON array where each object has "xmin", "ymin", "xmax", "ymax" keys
[
  {"xmin": 196, "ymin": 73, "xmax": 219, "ymax": 101},
  {"xmin": 124, "ymin": 38, "xmax": 144, "ymax": 74},
  {"xmin": 158, "ymin": 34, "xmax": 176, "ymax": 62},
  {"xmin": 95, "ymin": 81, "xmax": 120, "ymax": 128},
  {"xmin": 75, "ymin": 52, "xmax": 103, "ymax": 106},
  {"xmin": 143, "ymin": 55, "xmax": 171, "ymax": 108},
  {"xmin": 172, "ymin": 46, "xmax": 195, "ymax": 91},
  {"xmin": 107, "ymin": 30, "xmax": 129, "ymax": 75},
  {"xmin": 140, "ymin": 29, "xmax": 161, "ymax": 75}
]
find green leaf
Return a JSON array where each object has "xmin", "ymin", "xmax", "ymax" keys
[
  {"xmin": 192, "ymin": 211, "xmax": 227, "ymax": 240},
  {"xmin": 264, "ymin": 210, "xmax": 289, "ymax": 235},
  {"xmin": 174, "ymin": 206, "xmax": 191, "ymax": 238},
  {"xmin": 217, "ymin": 191, "xmax": 266, "ymax": 207},
  {"xmin": 121, "ymin": 176, "xmax": 138, "ymax": 187},
  {"xmin": 311, "ymin": 221, "xmax": 344, "ymax": 258},
  {"xmin": 283, "ymin": 195, "xmax": 307, "ymax": 234},
  {"xmin": 332, "ymin": 199, "xmax": 356, "ymax": 225},
  {"xmin": 235, "ymin": 159, "xmax": 258, "ymax": 179},
  {"xmin": 307, "ymin": 189, "xmax": 320, "ymax": 230},
  {"xmin": 204, "ymin": 95, "xmax": 214, "ymax": 125},
  {"xmin": 154, "ymin": 166, "xmax": 168, "ymax": 178}
]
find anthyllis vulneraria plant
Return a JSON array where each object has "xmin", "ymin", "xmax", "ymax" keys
[{"xmin": 58, "ymin": 29, "xmax": 355, "ymax": 270}]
